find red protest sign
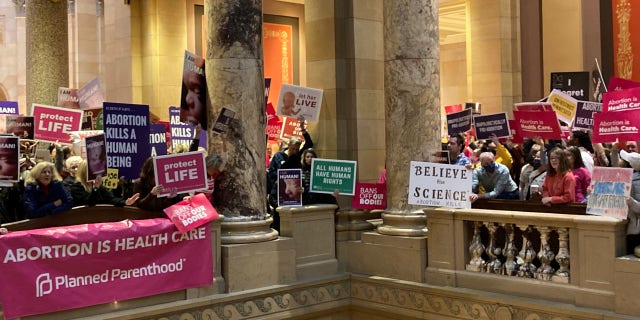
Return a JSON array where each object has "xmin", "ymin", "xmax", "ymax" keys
[
  {"xmin": 280, "ymin": 117, "xmax": 305, "ymax": 140},
  {"xmin": 512, "ymin": 110, "xmax": 562, "ymax": 140},
  {"xmin": 351, "ymin": 183, "xmax": 386, "ymax": 210},
  {"xmin": 592, "ymin": 109, "xmax": 640, "ymax": 143},
  {"xmin": 603, "ymin": 87, "xmax": 640, "ymax": 112}
]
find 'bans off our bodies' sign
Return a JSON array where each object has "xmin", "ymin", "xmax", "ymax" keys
[
  {"xmin": 153, "ymin": 151, "xmax": 208, "ymax": 197},
  {"xmin": 32, "ymin": 104, "xmax": 83, "ymax": 144},
  {"xmin": 408, "ymin": 161, "xmax": 472, "ymax": 209}
]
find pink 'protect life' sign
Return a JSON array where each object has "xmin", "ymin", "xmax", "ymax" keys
[
  {"xmin": 31, "ymin": 103, "xmax": 83, "ymax": 144},
  {"xmin": 0, "ymin": 218, "xmax": 213, "ymax": 319}
]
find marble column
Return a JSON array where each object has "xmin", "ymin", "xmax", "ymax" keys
[
  {"xmin": 25, "ymin": 0, "xmax": 69, "ymax": 111},
  {"xmin": 378, "ymin": 0, "xmax": 440, "ymax": 236},
  {"xmin": 206, "ymin": 0, "xmax": 277, "ymax": 243}
]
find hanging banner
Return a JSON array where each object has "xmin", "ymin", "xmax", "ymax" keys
[{"xmin": 0, "ymin": 218, "xmax": 213, "ymax": 320}]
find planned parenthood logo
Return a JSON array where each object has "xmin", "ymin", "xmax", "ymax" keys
[{"xmin": 36, "ymin": 273, "xmax": 53, "ymax": 297}]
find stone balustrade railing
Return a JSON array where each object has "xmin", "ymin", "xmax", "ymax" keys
[{"xmin": 425, "ymin": 206, "xmax": 628, "ymax": 312}]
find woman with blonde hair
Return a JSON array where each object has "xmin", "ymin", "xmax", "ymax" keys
[
  {"xmin": 23, "ymin": 161, "xmax": 73, "ymax": 218},
  {"xmin": 70, "ymin": 160, "xmax": 139, "ymax": 207}
]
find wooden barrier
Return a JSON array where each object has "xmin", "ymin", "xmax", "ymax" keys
[
  {"xmin": 1, "ymin": 205, "xmax": 165, "ymax": 232},
  {"xmin": 471, "ymin": 198, "xmax": 587, "ymax": 215}
]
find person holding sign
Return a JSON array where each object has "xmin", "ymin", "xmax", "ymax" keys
[
  {"xmin": 133, "ymin": 157, "xmax": 182, "ymax": 211},
  {"xmin": 447, "ymin": 133, "xmax": 471, "ymax": 166},
  {"xmin": 300, "ymin": 148, "xmax": 338, "ymax": 205},
  {"xmin": 619, "ymin": 150, "xmax": 640, "ymax": 255},
  {"xmin": 470, "ymin": 152, "xmax": 519, "ymax": 203},
  {"xmin": 70, "ymin": 160, "xmax": 140, "ymax": 207},
  {"xmin": 541, "ymin": 148, "xmax": 576, "ymax": 206},
  {"xmin": 23, "ymin": 162, "xmax": 73, "ymax": 219}
]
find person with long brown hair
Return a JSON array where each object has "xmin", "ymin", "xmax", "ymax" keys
[
  {"xmin": 70, "ymin": 160, "xmax": 139, "ymax": 207},
  {"xmin": 541, "ymin": 147, "xmax": 576, "ymax": 206}
]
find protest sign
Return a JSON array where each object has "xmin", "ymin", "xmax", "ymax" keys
[
  {"xmin": 212, "ymin": 106, "xmax": 235, "ymax": 134},
  {"xmin": 169, "ymin": 106, "xmax": 206, "ymax": 151},
  {"xmin": 508, "ymin": 119, "xmax": 523, "ymax": 144},
  {"xmin": 446, "ymin": 108, "xmax": 472, "ymax": 136},
  {"xmin": 277, "ymin": 84, "xmax": 323, "ymax": 121},
  {"xmin": 548, "ymin": 89, "xmax": 578, "ymax": 124},
  {"xmin": 70, "ymin": 130, "xmax": 103, "ymax": 158},
  {"xmin": 82, "ymin": 108, "xmax": 102, "ymax": 130},
  {"xmin": 57, "ymin": 87, "xmax": 80, "ymax": 109},
  {"xmin": 266, "ymin": 102, "xmax": 283, "ymax": 140},
  {"xmin": 513, "ymin": 102, "xmax": 553, "ymax": 112},
  {"xmin": 103, "ymin": 102, "xmax": 150, "ymax": 179},
  {"xmin": 0, "ymin": 136, "xmax": 19, "ymax": 182},
  {"xmin": 5, "ymin": 115, "xmax": 34, "ymax": 139},
  {"xmin": 408, "ymin": 161, "xmax": 471, "ymax": 208},
  {"xmin": 512, "ymin": 110, "xmax": 562, "ymax": 140},
  {"xmin": 180, "ymin": 50, "xmax": 207, "ymax": 129},
  {"xmin": 281, "ymin": 117, "xmax": 305, "ymax": 140},
  {"xmin": 0, "ymin": 101, "xmax": 18, "ymax": 115},
  {"xmin": 592, "ymin": 109, "xmax": 640, "ymax": 143},
  {"xmin": 573, "ymin": 101, "xmax": 602, "ymax": 130},
  {"xmin": 351, "ymin": 182, "xmax": 386, "ymax": 210},
  {"xmin": 153, "ymin": 151, "xmax": 208, "ymax": 197},
  {"xmin": 608, "ymin": 76, "xmax": 640, "ymax": 92},
  {"xmin": 310, "ymin": 158, "xmax": 357, "ymax": 196},
  {"xmin": 473, "ymin": 112, "xmax": 510, "ymax": 140},
  {"xmin": 85, "ymin": 133, "xmax": 107, "ymax": 180},
  {"xmin": 602, "ymin": 86, "xmax": 640, "ymax": 112},
  {"xmin": 444, "ymin": 104, "xmax": 462, "ymax": 114},
  {"xmin": 586, "ymin": 167, "xmax": 633, "ymax": 219},
  {"xmin": 0, "ymin": 218, "xmax": 212, "ymax": 319},
  {"xmin": 550, "ymin": 71, "xmax": 590, "ymax": 101},
  {"xmin": 430, "ymin": 151, "xmax": 450, "ymax": 164},
  {"xmin": 164, "ymin": 193, "xmax": 219, "ymax": 233},
  {"xmin": 150, "ymin": 123, "xmax": 168, "ymax": 156},
  {"xmin": 277, "ymin": 169, "xmax": 302, "ymax": 206},
  {"xmin": 103, "ymin": 168, "xmax": 119, "ymax": 189},
  {"xmin": 32, "ymin": 104, "xmax": 83, "ymax": 144},
  {"xmin": 78, "ymin": 78, "xmax": 104, "ymax": 110}
]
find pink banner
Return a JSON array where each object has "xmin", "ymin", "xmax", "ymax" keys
[
  {"xmin": 603, "ymin": 87, "xmax": 640, "ymax": 112},
  {"xmin": 508, "ymin": 119, "xmax": 523, "ymax": 144},
  {"xmin": 351, "ymin": 183, "xmax": 386, "ymax": 210},
  {"xmin": 32, "ymin": 104, "xmax": 83, "ymax": 144},
  {"xmin": 153, "ymin": 151, "xmax": 208, "ymax": 197},
  {"xmin": 0, "ymin": 218, "xmax": 213, "ymax": 319},
  {"xmin": 444, "ymin": 104, "xmax": 462, "ymax": 115},
  {"xmin": 512, "ymin": 110, "xmax": 562, "ymax": 140},
  {"xmin": 593, "ymin": 109, "xmax": 640, "ymax": 143}
]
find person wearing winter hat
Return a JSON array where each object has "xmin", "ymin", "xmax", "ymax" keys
[{"xmin": 620, "ymin": 150, "xmax": 640, "ymax": 256}]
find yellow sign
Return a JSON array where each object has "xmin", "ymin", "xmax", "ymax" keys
[
  {"xmin": 548, "ymin": 89, "xmax": 577, "ymax": 124},
  {"xmin": 103, "ymin": 168, "xmax": 119, "ymax": 189}
]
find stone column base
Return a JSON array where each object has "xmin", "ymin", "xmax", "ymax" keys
[
  {"xmin": 220, "ymin": 216, "xmax": 278, "ymax": 244},
  {"xmin": 377, "ymin": 210, "xmax": 428, "ymax": 236}
]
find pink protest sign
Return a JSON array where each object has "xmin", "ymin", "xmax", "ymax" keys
[
  {"xmin": 32, "ymin": 104, "xmax": 83, "ymax": 144},
  {"xmin": 592, "ymin": 109, "xmax": 640, "ymax": 143},
  {"xmin": 444, "ymin": 104, "xmax": 462, "ymax": 114},
  {"xmin": 512, "ymin": 110, "xmax": 562, "ymax": 140},
  {"xmin": 153, "ymin": 151, "xmax": 208, "ymax": 197},
  {"xmin": 164, "ymin": 193, "xmax": 219, "ymax": 233},
  {"xmin": 508, "ymin": 119, "xmax": 523, "ymax": 144},
  {"xmin": 351, "ymin": 183, "xmax": 386, "ymax": 210},
  {"xmin": 602, "ymin": 87, "xmax": 640, "ymax": 112},
  {"xmin": 0, "ymin": 218, "xmax": 213, "ymax": 319},
  {"xmin": 265, "ymin": 102, "xmax": 283, "ymax": 141},
  {"xmin": 608, "ymin": 76, "xmax": 640, "ymax": 92}
]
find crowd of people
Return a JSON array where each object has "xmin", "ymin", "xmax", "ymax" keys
[
  {"xmin": 446, "ymin": 130, "xmax": 640, "ymax": 253},
  {"xmin": 0, "ymin": 126, "xmax": 226, "ymax": 225}
]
